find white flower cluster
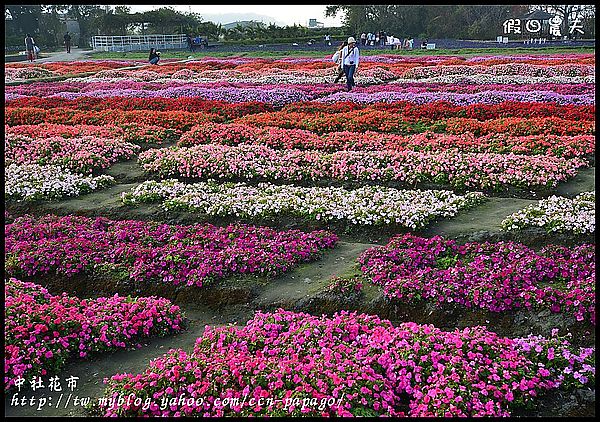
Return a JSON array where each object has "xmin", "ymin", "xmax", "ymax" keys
[
  {"xmin": 5, "ymin": 163, "xmax": 115, "ymax": 201},
  {"xmin": 501, "ymin": 192, "xmax": 595, "ymax": 234},
  {"xmin": 122, "ymin": 179, "xmax": 486, "ymax": 229},
  {"xmin": 390, "ymin": 75, "xmax": 595, "ymax": 85}
]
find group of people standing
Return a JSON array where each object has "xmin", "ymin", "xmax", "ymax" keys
[{"xmin": 359, "ymin": 31, "xmax": 414, "ymax": 49}]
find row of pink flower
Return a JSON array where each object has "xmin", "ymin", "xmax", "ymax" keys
[
  {"xmin": 5, "ymin": 133, "xmax": 139, "ymax": 173},
  {"xmin": 95, "ymin": 309, "xmax": 595, "ymax": 417},
  {"xmin": 353, "ymin": 82, "xmax": 595, "ymax": 95},
  {"xmin": 138, "ymin": 144, "xmax": 587, "ymax": 191},
  {"xmin": 4, "ymin": 81, "xmax": 343, "ymax": 97},
  {"xmin": 358, "ymin": 234, "xmax": 595, "ymax": 324},
  {"xmin": 179, "ymin": 123, "xmax": 595, "ymax": 158},
  {"xmin": 317, "ymin": 90, "xmax": 595, "ymax": 106},
  {"xmin": 5, "ymin": 214, "xmax": 338, "ymax": 288},
  {"xmin": 5, "ymin": 123, "xmax": 182, "ymax": 145},
  {"xmin": 4, "ymin": 278, "xmax": 185, "ymax": 391}
]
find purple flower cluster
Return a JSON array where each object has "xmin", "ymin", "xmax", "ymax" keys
[
  {"xmin": 5, "ymin": 214, "xmax": 338, "ymax": 288},
  {"xmin": 94, "ymin": 309, "xmax": 594, "ymax": 417},
  {"xmin": 359, "ymin": 234, "xmax": 595, "ymax": 324}
]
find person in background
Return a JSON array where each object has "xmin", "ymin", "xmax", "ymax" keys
[
  {"xmin": 325, "ymin": 34, "xmax": 331, "ymax": 46},
  {"xmin": 331, "ymin": 40, "xmax": 347, "ymax": 83},
  {"xmin": 421, "ymin": 38, "xmax": 429, "ymax": 49},
  {"xmin": 360, "ymin": 32, "xmax": 367, "ymax": 46},
  {"xmin": 63, "ymin": 31, "xmax": 71, "ymax": 53},
  {"xmin": 186, "ymin": 34, "xmax": 193, "ymax": 52},
  {"xmin": 341, "ymin": 36, "xmax": 359, "ymax": 91},
  {"xmin": 25, "ymin": 33, "xmax": 36, "ymax": 62},
  {"xmin": 408, "ymin": 37, "xmax": 414, "ymax": 49},
  {"xmin": 148, "ymin": 47, "xmax": 160, "ymax": 65}
]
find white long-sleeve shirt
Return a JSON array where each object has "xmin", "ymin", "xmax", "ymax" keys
[{"xmin": 340, "ymin": 45, "xmax": 359, "ymax": 67}]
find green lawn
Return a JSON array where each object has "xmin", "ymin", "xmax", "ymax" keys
[{"xmin": 88, "ymin": 46, "xmax": 595, "ymax": 60}]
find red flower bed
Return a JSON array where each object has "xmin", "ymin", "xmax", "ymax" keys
[
  {"xmin": 5, "ymin": 97, "xmax": 274, "ymax": 119},
  {"xmin": 5, "ymin": 107, "xmax": 224, "ymax": 131},
  {"xmin": 281, "ymin": 101, "xmax": 595, "ymax": 121},
  {"xmin": 237, "ymin": 110, "xmax": 594, "ymax": 136}
]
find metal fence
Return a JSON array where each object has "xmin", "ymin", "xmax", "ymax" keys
[{"xmin": 91, "ymin": 34, "xmax": 187, "ymax": 52}]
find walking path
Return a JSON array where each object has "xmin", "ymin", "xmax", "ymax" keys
[{"xmin": 35, "ymin": 47, "xmax": 93, "ymax": 63}]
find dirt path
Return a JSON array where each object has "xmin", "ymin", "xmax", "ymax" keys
[{"xmin": 4, "ymin": 305, "xmax": 254, "ymax": 417}]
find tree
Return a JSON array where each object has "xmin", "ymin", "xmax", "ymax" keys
[
  {"xmin": 65, "ymin": 5, "xmax": 105, "ymax": 47},
  {"xmin": 5, "ymin": 5, "xmax": 42, "ymax": 36}
]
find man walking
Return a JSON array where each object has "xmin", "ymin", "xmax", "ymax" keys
[
  {"xmin": 64, "ymin": 31, "xmax": 71, "ymax": 53},
  {"xmin": 341, "ymin": 36, "xmax": 359, "ymax": 91}
]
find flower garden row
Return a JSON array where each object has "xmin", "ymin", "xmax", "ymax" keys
[
  {"xmin": 137, "ymin": 144, "xmax": 586, "ymax": 192},
  {"xmin": 92, "ymin": 309, "xmax": 594, "ymax": 417},
  {"xmin": 6, "ymin": 81, "xmax": 596, "ymax": 97},
  {"xmin": 6, "ymin": 96, "xmax": 595, "ymax": 121},
  {"xmin": 5, "ymin": 278, "xmax": 185, "ymax": 391},
  {"xmin": 359, "ymin": 234, "xmax": 595, "ymax": 324},
  {"xmin": 5, "ymin": 214, "xmax": 594, "ymax": 322},
  {"xmin": 178, "ymin": 122, "xmax": 594, "ymax": 158},
  {"xmin": 6, "ymin": 53, "xmax": 593, "ymax": 75},
  {"xmin": 6, "ymin": 163, "xmax": 115, "ymax": 201},
  {"xmin": 5, "ymin": 107, "xmax": 594, "ymax": 135},
  {"xmin": 121, "ymin": 179, "xmax": 485, "ymax": 229},
  {"xmin": 501, "ymin": 192, "xmax": 595, "ymax": 234},
  {"xmin": 6, "ymin": 86, "xmax": 594, "ymax": 106},
  {"xmin": 5, "ymin": 214, "xmax": 338, "ymax": 288}
]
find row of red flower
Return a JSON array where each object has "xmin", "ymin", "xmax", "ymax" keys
[
  {"xmin": 6, "ymin": 97, "xmax": 595, "ymax": 121},
  {"xmin": 6, "ymin": 107, "xmax": 593, "ymax": 136}
]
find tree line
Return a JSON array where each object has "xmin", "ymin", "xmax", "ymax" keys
[
  {"xmin": 4, "ymin": 5, "xmax": 345, "ymax": 49},
  {"xmin": 326, "ymin": 5, "xmax": 595, "ymax": 40}
]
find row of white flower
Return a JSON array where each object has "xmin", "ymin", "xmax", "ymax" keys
[
  {"xmin": 5, "ymin": 163, "xmax": 115, "ymax": 201},
  {"xmin": 390, "ymin": 74, "xmax": 595, "ymax": 85},
  {"xmin": 121, "ymin": 179, "xmax": 486, "ymax": 229},
  {"xmin": 501, "ymin": 192, "xmax": 595, "ymax": 234}
]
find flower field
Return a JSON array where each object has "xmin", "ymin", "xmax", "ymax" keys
[{"xmin": 4, "ymin": 49, "xmax": 595, "ymax": 417}]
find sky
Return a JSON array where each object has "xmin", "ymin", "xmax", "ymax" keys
[{"xmin": 127, "ymin": 5, "xmax": 343, "ymax": 27}]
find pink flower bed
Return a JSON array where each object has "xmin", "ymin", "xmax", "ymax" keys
[
  {"xmin": 138, "ymin": 143, "xmax": 587, "ymax": 191},
  {"xmin": 358, "ymin": 234, "xmax": 595, "ymax": 324},
  {"xmin": 94, "ymin": 309, "xmax": 595, "ymax": 417},
  {"xmin": 5, "ymin": 123, "xmax": 182, "ymax": 145},
  {"xmin": 4, "ymin": 278, "xmax": 185, "ymax": 391},
  {"xmin": 5, "ymin": 133, "xmax": 139, "ymax": 173},
  {"xmin": 5, "ymin": 214, "xmax": 338, "ymax": 288},
  {"xmin": 179, "ymin": 122, "xmax": 595, "ymax": 158}
]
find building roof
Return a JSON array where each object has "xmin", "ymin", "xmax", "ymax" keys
[{"xmin": 522, "ymin": 10, "xmax": 555, "ymax": 21}]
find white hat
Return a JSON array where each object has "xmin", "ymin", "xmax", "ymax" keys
[{"xmin": 347, "ymin": 37, "xmax": 356, "ymax": 44}]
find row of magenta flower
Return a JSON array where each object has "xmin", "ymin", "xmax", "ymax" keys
[
  {"xmin": 5, "ymin": 213, "xmax": 594, "ymax": 324},
  {"xmin": 5, "ymin": 277, "xmax": 595, "ymax": 417}
]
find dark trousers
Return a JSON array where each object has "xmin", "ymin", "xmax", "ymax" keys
[
  {"xmin": 65, "ymin": 41, "xmax": 71, "ymax": 53},
  {"xmin": 343, "ymin": 64, "xmax": 356, "ymax": 91}
]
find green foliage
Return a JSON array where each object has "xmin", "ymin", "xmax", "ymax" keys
[{"xmin": 327, "ymin": 5, "xmax": 534, "ymax": 39}]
